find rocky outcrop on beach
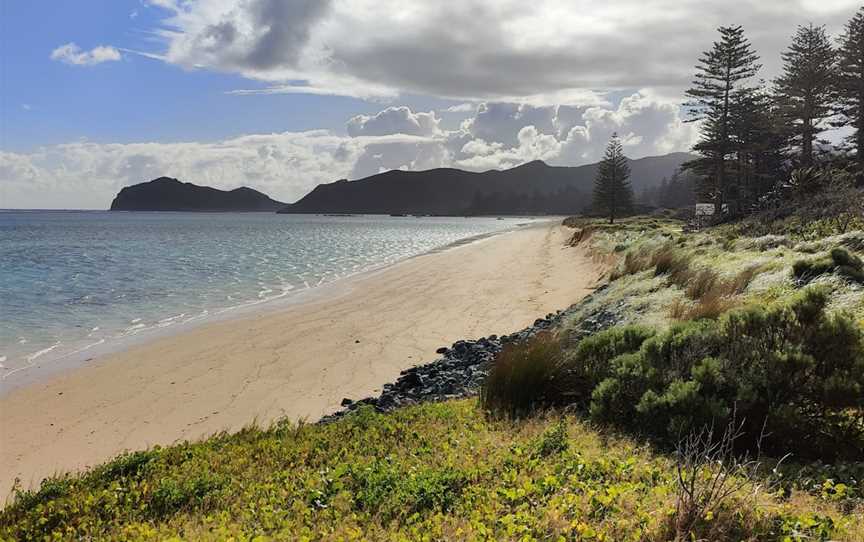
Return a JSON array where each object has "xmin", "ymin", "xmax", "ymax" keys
[{"xmin": 319, "ymin": 286, "xmax": 623, "ymax": 423}]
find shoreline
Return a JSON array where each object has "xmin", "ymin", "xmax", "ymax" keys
[
  {"xmin": 0, "ymin": 219, "xmax": 537, "ymax": 396},
  {"xmin": 0, "ymin": 221, "xmax": 600, "ymax": 499}
]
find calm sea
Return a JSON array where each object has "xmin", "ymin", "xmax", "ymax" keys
[{"xmin": 0, "ymin": 211, "xmax": 532, "ymax": 388}]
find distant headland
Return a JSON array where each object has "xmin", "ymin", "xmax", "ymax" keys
[{"xmin": 109, "ymin": 177, "xmax": 284, "ymax": 212}]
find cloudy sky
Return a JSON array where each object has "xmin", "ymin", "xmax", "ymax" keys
[{"xmin": 1, "ymin": 0, "xmax": 860, "ymax": 209}]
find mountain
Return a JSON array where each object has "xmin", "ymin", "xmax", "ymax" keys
[
  {"xmin": 278, "ymin": 152, "xmax": 692, "ymax": 215},
  {"xmin": 110, "ymin": 177, "xmax": 285, "ymax": 212}
]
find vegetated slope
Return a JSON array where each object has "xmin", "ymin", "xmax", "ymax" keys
[
  {"xmin": 110, "ymin": 177, "xmax": 285, "ymax": 212},
  {"xmin": 4, "ymin": 215, "xmax": 862, "ymax": 540},
  {"xmin": 0, "ymin": 400, "xmax": 849, "ymax": 541},
  {"xmin": 279, "ymin": 152, "xmax": 692, "ymax": 215}
]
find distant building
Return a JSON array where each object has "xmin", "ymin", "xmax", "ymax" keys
[{"xmin": 694, "ymin": 203, "xmax": 728, "ymax": 228}]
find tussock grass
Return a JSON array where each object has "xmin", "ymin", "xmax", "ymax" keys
[
  {"xmin": 480, "ymin": 333, "xmax": 569, "ymax": 419},
  {"xmin": 668, "ymin": 292, "xmax": 741, "ymax": 321},
  {"xmin": 793, "ymin": 247, "xmax": 864, "ymax": 284}
]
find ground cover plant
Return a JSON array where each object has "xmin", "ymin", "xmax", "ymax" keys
[{"xmin": 2, "ymin": 400, "xmax": 858, "ymax": 541}]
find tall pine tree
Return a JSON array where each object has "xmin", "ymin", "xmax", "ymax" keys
[
  {"xmin": 593, "ymin": 134, "xmax": 633, "ymax": 224},
  {"xmin": 685, "ymin": 26, "xmax": 762, "ymax": 214},
  {"xmin": 775, "ymin": 24, "xmax": 836, "ymax": 167},
  {"xmin": 836, "ymin": 7, "xmax": 864, "ymax": 176}
]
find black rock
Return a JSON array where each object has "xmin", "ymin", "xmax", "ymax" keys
[{"xmin": 340, "ymin": 398, "xmax": 353, "ymax": 407}]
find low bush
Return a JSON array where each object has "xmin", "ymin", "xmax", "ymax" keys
[
  {"xmin": 793, "ymin": 246, "xmax": 864, "ymax": 284},
  {"xmin": 592, "ymin": 287, "xmax": 864, "ymax": 459},
  {"xmin": 486, "ymin": 287, "xmax": 864, "ymax": 460}
]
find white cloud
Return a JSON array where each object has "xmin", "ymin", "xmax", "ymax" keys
[
  {"xmin": 0, "ymin": 132, "xmax": 362, "ymax": 209},
  {"xmin": 347, "ymin": 107, "xmax": 441, "ymax": 137},
  {"xmin": 21, "ymin": 104, "xmax": 32, "ymax": 111},
  {"xmin": 50, "ymin": 43, "xmax": 122, "ymax": 66},
  {"xmin": 139, "ymin": 0, "xmax": 860, "ymax": 102},
  {"xmin": 556, "ymin": 93, "xmax": 699, "ymax": 165},
  {"xmin": 1, "ymin": 93, "xmax": 698, "ymax": 209},
  {"xmin": 443, "ymin": 103, "xmax": 476, "ymax": 114}
]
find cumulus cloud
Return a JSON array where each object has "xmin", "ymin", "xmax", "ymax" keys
[
  {"xmin": 0, "ymin": 132, "xmax": 362, "ymax": 209},
  {"xmin": 556, "ymin": 93, "xmax": 699, "ymax": 165},
  {"xmin": 1, "ymin": 92, "xmax": 701, "ymax": 209},
  {"xmin": 139, "ymin": 0, "xmax": 860, "ymax": 102},
  {"xmin": 347, "ymin": 107, "xmax": 441, "ymax": 137},
  {"xmin": 50, "ymin": 43, "xmax": 122, "ymax": 66}
]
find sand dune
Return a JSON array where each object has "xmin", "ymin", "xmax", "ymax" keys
[{"xmin": 0, "ymin": 221, "xmax": 600, "ymax": 498}]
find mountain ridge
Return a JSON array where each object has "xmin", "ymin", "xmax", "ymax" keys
[{"xmin": 279, "ymin": 152, "xmax": 692, "ymax": 215}]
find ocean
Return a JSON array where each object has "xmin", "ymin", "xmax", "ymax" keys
[{"xmin": 0, "ymin": 211, "xmax": 532, "ymax": 389}]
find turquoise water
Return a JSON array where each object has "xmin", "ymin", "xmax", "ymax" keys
[{"xmin": 0, "ymin": 211, "xmax": 530, "ymax": 385}]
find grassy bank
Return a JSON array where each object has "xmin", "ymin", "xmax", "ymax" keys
[
  {"xmin": 3, "ymin": 216, "xmax": 863, "ymax": 541},
  {"xmin": 1, "ymin": 400, "xmax": 856, "ymax": 541}
]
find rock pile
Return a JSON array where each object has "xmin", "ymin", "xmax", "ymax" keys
[{"xmin": 319, "ymin": 287, "xmax": 622, "ymax": 423}]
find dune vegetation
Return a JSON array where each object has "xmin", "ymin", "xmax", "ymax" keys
[{"xmin": 1, "ymin": 398, "xmax": 859, "ymax": 542}]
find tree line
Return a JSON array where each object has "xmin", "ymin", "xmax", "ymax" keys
[
  {"xmin": 686, "ymin": 7, "xmax": 864, "ymax": 216},
  {"xmin": 593, "ymin": 6, "xmax": 864, "ymax": 224}
]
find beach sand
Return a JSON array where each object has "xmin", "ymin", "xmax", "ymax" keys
[{"xmin": 0, "ymin": 221, "xmax": 600, "ymax": 498}]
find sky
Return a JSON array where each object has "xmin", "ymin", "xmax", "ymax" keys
[{"xmin": 0, "ymin": 0, "xmax": 861, "ymax": 209}]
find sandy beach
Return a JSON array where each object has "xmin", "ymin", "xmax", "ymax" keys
[{"xmin": 0, "ymin": 221, "xmax": 600, "ymax": 498}]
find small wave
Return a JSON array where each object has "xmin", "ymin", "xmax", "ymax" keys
[
  {"xmin": 122, "ymin": 323, "xmax": 147, "ymax": 335},
  {"xmin": 26, "ymin": 343, "xmax": 60, "ymax": 363},
  {"xmin": 157, "ymin": 314, "xmax": 187, "ymax": 328}
]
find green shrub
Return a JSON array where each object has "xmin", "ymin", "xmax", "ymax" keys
[
  {"xmin": 535, "ymin": 418, "xmax": 569, "ymax": 457},
  {"xmin": 568, "ymin": 326, "xmax": 655, "ymax": 392},
  {"xmin": 588, "ymin": 287, "xmax": 864, "ymax": 459},
  {"xmin": 483, "ymin": 327, "xmax": 655, "ymax": 419}
]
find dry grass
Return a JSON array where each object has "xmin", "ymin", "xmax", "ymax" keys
[
  {"xmin": 651, "ymin": 246, "xmax": 694, "ymax": 287},
  {"xmin": 685, "ymin": 268, "xmax": 720, "ymax": 300},
  {"xmin": 669, "ymin": 292, "xmax": 741, "ymax": 321}
]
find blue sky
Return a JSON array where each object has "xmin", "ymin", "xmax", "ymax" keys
[
  {"xmin": 1, "ymin": 1, "xmax": 860, "ymax": 208},
  {"xmin": 2, "ymin": 1, "xmax": 399, "ymax": 151}
]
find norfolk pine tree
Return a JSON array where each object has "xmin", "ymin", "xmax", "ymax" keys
[
  {"xmin": 593, "ymin": 134, "xmax": 633, "ymax": 224},
  {"xmin": 685, "ymin": 26, "xmax": 762, "ymax": 214},
  {"xmin": 775, "ymin": 24, "xmax": 836, "ymax": 168},
  {"xmin": 835, "ymin": 7, "xmax": 864, "ymax": 177}
]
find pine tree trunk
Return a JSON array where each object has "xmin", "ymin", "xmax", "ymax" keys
[
  {"xmin": 802, "ymin": 115, "xmax": 813, "ymax": 168},
  {"xmin": 717, "ymin": 61, "xmax": 732, "ymax": 216},
  {"xmin": 857, "ymin": 51, "xmax": 864, "ymax": 181},
  {"xmin": 858, "ymin": 98, "xmax": 864, "ymax": 176}
]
